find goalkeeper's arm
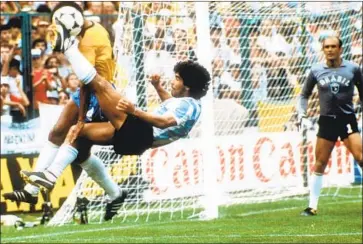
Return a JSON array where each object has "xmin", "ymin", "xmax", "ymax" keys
[
  {"xmin": 296, "ymin": 70, "xmax": 317, "ymax": 118},
  {"xmin": 296, "ymin": 70, "xmax": 318, "ymax": 130}
]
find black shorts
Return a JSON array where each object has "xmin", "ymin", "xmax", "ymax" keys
[
  {"xmin": 317, "ymin": 114, "xmax": 359, "ymax": 142},
  {"xmin": 112, "ymin": 115, "xmax": 154, "ymax": 155}
]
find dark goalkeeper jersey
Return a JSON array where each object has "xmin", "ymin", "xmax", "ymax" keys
[{"xmin": 297, "ymin": 59, "xmax": 363, "ymax": 116}]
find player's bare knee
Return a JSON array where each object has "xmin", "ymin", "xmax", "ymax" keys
[
  {"xmin": 313, "ymin": 160, "xmax": 328, "ymax": 173},
  {"xmin": 89, "ymin": 75, "xmax": 107, "ymax": 92},
  {"xmin": 314, "ymin": 157, "xmax": 328, "ymax": 167}
]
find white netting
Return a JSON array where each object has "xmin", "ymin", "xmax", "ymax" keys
[{"xmin": 49, "ymin": 2, "xmax": 362, "ymax": 226}]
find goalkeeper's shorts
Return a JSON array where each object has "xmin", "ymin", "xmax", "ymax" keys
[
  {"xmin": 112, "ymin": 115, "xmax": 154, "ymax": 155},
  {"xmin": 317, "ymin": 114, "xmax": 358, "ymax": 141}
]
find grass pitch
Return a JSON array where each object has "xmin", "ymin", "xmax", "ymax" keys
[{"xmin": 1, "ymin": 189, "xmax": 362, "ymax": 243}]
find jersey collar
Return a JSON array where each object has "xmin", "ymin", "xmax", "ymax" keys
[{"xmin": 323, "ymin": 59, "xmax": 347, "ymax": 68}]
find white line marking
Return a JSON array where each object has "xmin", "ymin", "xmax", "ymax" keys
[
  {"xmin": 48, "ymin": 232, "xmax": 361, "ymax": 242},
  {"xmin": 238, "ymin": 199, "xmax": 362, "ymax": 216},
  {"xmin": 2, "ymin": 199, "xmax": 361, "ymax": 242},
  {"xmin": 1, "ymin": 221, "xmax": 183, "ymax": 242}
]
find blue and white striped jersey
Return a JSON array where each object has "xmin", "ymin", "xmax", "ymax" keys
[{"xmin": 152, "ymin": 97, "xmax": 201, "ymax": 147}]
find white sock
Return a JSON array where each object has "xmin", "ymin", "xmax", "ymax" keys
[
  {"xmin": 80, "ymin": 154, "xmax": 121, "ymax": 201},
  {"xmin": 64, "ymin": 43, "xmax": 96, "ymax": 85},
  {"xmin": 24, "ymin": 141, "xmax": 59, "ymax": 196},
  {"xmin": 308, "ymin": 173, "xmax": 323, "ymax": 210},
  {"xmin": 46, "ymin": 144, "xmax": 79, "ymax": 182}
]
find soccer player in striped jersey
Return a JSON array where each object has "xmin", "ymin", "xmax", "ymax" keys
[
  {"xmin": 3, "ymin": 2, "xmax": 125, "ymax": 211},
  {"xmin": 297, "ymin": 35, "xmax": 363, "ymax": 216},
  {"xmin": 22, "ymin": 31, "xmax": 210, "ymax": 220}
]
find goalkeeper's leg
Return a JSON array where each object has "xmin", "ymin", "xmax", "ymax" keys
[
  {"xmin": 343, "ymin": 132, "xmax": 363, "ymax": 168},
  {"xmin": 301, "ymin": 137, "xmax": 335, "ymax": 216}
]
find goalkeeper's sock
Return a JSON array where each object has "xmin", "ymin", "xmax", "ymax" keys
[
  {"xmin": 46, "ymin": 144, "xmax": 79, "ymax": 181},
  {"xmin": 24, "ymin": 141, "xmax": 60, "ymax": 195},
  {"xmin": 80, "ymin": 154, "xmax": 121, "ymax": 201},
  {"xmin": 64, "ymin": 43, "xmax": 96, "ymax": 85},
  {"xmin": 308, "ymin": 172, "xmax": 323, "ymax": 210}
]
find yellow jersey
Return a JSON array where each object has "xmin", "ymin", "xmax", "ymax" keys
[{"xmin": 79, "ymin": 22, "xmax": 115, "ymax": 82}]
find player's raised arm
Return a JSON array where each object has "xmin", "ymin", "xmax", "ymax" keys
[
  {"xmin": 296, "ymin": 70, "xmax": 318, "ymax": 118},
  {"xmin": 150, "ymin": 74, "xmax": 172, "ymax": 101}
]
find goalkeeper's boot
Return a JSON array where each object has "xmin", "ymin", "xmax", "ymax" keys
[
  {"xmin": 300, "ymin": 207, "xmax": 317, "ymax": 216},
  {"xmin": 2, "ymin": 189, "xmax": 38, "ymax": 204},
  {"xmin": 104, "ymin": 190, "xmax": 128, "ymax": 221},
  {"xmin": 21, "ymin": 170, "xmax": 55, "ymax": 191}
]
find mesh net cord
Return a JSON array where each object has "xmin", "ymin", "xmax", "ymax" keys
[{"xmin": 48, "ymin": 2, "xmax": 362, "ymax": 226}]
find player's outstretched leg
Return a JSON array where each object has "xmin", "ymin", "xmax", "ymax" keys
[
  {"xmin": 52, "ymin": 24, "xmax": 127, "ymax": 131},
  {"xmin": 79, "ymin": 153, "xmax": 128, "ymax": 221},
  {"xmin": 3, "ymin": 96, "xmax": 79, "ymax": 203},
  {"xmin": 21, "ymin": 170, "xmax": 57, "ymax": 190}
]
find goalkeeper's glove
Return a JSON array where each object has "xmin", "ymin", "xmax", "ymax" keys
[{"xmin": 297, "ymin": 113, "xmax": 309, "ymax": 131}]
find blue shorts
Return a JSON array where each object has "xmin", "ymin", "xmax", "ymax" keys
[{"xmin": 71, "ymin": 88, "xmax": 107, "ymax": 123}]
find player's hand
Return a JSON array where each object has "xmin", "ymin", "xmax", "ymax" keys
[
  {"xmin": 66, "ymin": 120, "xmax": 85, "ymax": 144},
  {"xmin": 116, "ymin": 97, "xmax": 136, "ymax": 115},
  {"xmin": 150, "ymin": 74, "xmax": 161, "ymax": 87}
]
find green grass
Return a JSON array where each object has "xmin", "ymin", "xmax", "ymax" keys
[{"xmin": 1, "ymin": 193, "xmax": 362, "ymax": 243}]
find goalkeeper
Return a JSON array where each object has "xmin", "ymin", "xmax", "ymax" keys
[
  {"xmin": 297, "ymin": 35, "xmax": 363, "ymax": 216},
  {"xmin": 21, "ymin": 28, "xmax": 210, "ymax": 219},
  {"xmin": 3, "ymin": 2, "xmax": 126, "ymax": 211}
]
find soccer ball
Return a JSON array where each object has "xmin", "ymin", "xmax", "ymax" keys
[{"xmin": 52, "ymin": 6, "xmax": 84, "ymax": 37}]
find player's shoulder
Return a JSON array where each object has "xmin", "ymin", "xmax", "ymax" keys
[
  {"xmin": 342, "ymin": 59, "xmax": 360, "ymax": 70},
  {"xmin": 167, "ymin": 97, "xmax": 200, "ymax": 107},
  {"xmin": 310, "ymin": 62, "xmax": 325, "ymax": 72},
  {"xmin": 88, "ymin": 22, "xmax": 108, "ymax": 34},
  {"xmin": 178, "ymin": 97, "xmax": 200, "ymax": 105},
  {"xmin": 82, "ymin": 22, "xmax": 111, "ymax": 44}
]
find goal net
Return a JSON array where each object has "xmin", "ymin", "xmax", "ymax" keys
[{"xmin": 49, "ymin": 2, "xmax": 362, "ymax": 226}]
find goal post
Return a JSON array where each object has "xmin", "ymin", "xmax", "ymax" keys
[
  {"xmin": 194, "ymin": 1, "xmax": 219, "ymax": 220},
  {"xmin": 48, "ymin": 2, "xmax": 362, "ymax": 226}
]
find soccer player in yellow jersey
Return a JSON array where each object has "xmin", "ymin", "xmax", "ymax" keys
[
  {"xmin": 78, "ymin": 20, "xmax": 115, "ymax": 82},
  {"xmin": 3, "ymin": 3, "xmax": 126, "ymax": 214}
]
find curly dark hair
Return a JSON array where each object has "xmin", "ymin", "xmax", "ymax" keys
[
  {"xmin": 51, "ymin": 2, "xmax": 84, "ymax": 20},
  {"xmin": 173, "ymin": 61, "xmax": 211, "ymax": 99}
]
